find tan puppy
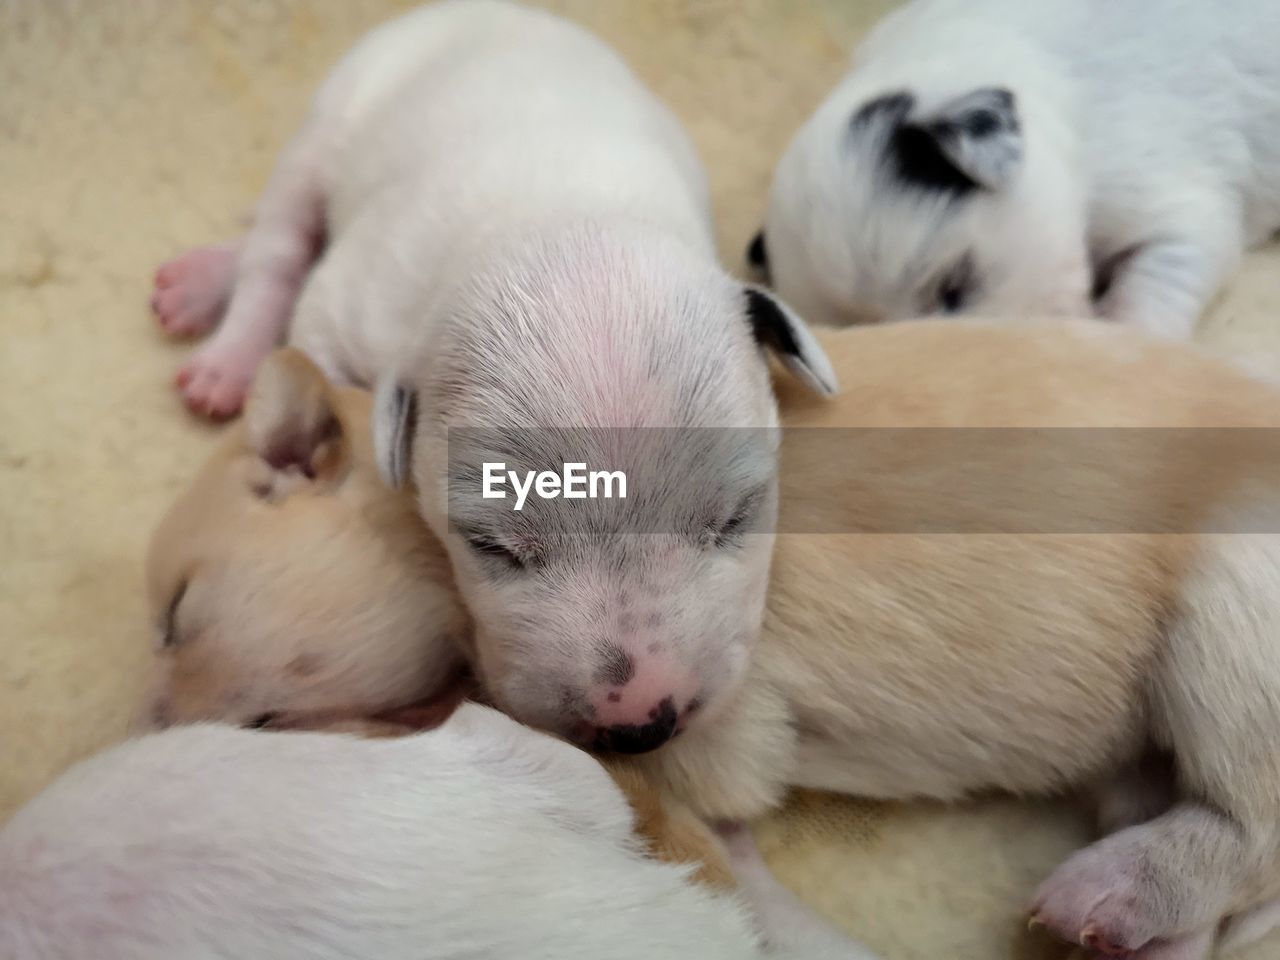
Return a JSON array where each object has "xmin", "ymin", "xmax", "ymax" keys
[
  {"xmin": 144, "ymin": 350, "xmax": 468, "ymax": 730},
  {"xmin": 633, "ymin": 318, "xmax": 1280, "ymax": 960}
]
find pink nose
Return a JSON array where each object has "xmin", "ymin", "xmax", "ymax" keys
[{"xmin": 588, "ymin": 655, "xmax": 700, "ymax": 754}]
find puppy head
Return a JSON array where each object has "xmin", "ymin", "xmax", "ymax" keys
[
  {"xmin": 143, "ymin": 349, "xmax": 468, "ymax": 730},
  {"xmin": 757, "ymin": 84, "xmax": 1091, "ymax": 327},
  {"xmin": 375, "ymin": 222, "xmax": 834, "ymax": 754}
]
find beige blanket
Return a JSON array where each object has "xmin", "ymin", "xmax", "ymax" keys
[{"xmin": 3, "ymin": 2, "xmax": 1278, "ymax": 957}]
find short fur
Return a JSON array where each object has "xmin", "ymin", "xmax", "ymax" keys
[
  {"xmin": 631, "ymin": 318, "xmax": 1280, "ymax": 958},
  {"xmin": 141, "ymin": 350, "xmax": 875, "ymax": 959},
  {"xmin": 153, "ymin": 0, "xmax": 834, "ymax": 753},
  {"xmin": 760, "ymin": 0, "xmax": 1280, "ymax": 338},
  {"xmin": 0, "ymin": 706, "xmax": 872, "ymax": 960},
  {"xmin": 144, "ymin": 350, "xmax": 469, "ymax": 729},
  {"xmin": 151, "ymin": 320, "xmax": 1280, "ymax": 958}
]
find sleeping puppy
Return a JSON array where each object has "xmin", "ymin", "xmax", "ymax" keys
[
  {"xmin": 152, "ymin": 0, "xmax": 833, "ymax": 764},
  {"xmin": 631, "ymin": 318, "xmax": 1280, "ymax": 960},
  {"xmin": 143, "ymin": 348, "xmax": 468, "ymax": 730},
  {"xmin": 753, "ymin": 0, "xmax": 1280, "ymax": 339},
  {"xmin": 139, "ymin": 348, "xmax": 877, "ymax": 960},
  {"xmin": 0, "ymin": 704, "xmax": 875, "ymax": 960}
]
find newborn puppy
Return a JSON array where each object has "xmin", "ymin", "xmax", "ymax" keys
[
  {"xmin": 754, "ymin": 0, "xmax": 1280, "ymax": 338},
  {"xmin": 151, "ymin": 0, "xmax": 833, "ymax": 754},
  {"xmin": 0, "ymin": 705, "xmax": 876, "ymax": 960},
  {"xmin": 144, "ymin": 348, "xmax": 468, "ymax": 729}
]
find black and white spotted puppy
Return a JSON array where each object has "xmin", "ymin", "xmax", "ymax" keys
[{"xmin": 753, "ymin": 0, "xmax": 1280, "ymax": 339}]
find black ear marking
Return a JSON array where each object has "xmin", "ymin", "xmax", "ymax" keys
[
  {"xmin": 890, "ymin": 123, "xmax": 982, "ymax": 194},
  {"xmin": 851, "ymin": 86, "xmax": 1022, "ymax": 194},
  {"xmin": 745, "ymin": 287, "xmax": 798, "ymax": 356},
  {"xmin": 746, "ymin": 231, "xmax": 768, "ymax": 269},
  {"xmin": 742, "ymin": 285, "xmax": 838, "ymax": 395},
  {"xmin": 374, "ymin": 378, "xmax": 419, "ymax": 489}
]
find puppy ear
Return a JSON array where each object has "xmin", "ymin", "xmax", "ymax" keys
[
  {"xmin": 743, "ymin": 285, "xmax": 838, "ymax": 396},
  {"xmin": 893, "ymin": 88, "xmax": 1022, "ymax": 192},
  {"xmin": 372, "ymin": 374, "xmax": 418, "ymax": 489},
  {"xmin": 243, "ymin": 349, "xmax": 345, "ymax": 480}
]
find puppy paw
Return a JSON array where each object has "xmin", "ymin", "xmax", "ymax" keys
[
  {"xmin": 176, "ymin": 334, "xmax": 270, "ymax": 419},
  {"xmin": 151, "ymin": 244, "xmax": 236, "ymax": 338},
  {"xmin": 1030, "ymin": 844, "xmax": 1171, "ymax": 957}
]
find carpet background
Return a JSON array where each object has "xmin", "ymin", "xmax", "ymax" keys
[{"xmin": 3, "ymin": 2, "xmax": 1278, "ymax": 957}]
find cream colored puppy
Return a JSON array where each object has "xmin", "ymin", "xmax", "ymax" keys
[
  {"xmin": 144, "ymin": 349, "xmax": 468, "ymax": 730},
  {"xmin": 633, "ymin": 319, "xmax": 1280, "ymax": 960}
]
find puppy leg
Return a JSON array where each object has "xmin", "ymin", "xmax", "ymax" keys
[
  {"xmin": 716, "ymin": 822, "xmax": 880, "ymax": 960},
  {"xmin": 176, "ymin": 125, "xmax": 327, "ymax": 419},
  {"xmin": 152, "ymin": 241, "xmax": 240, "ymax": 338},
  {"xmin": 1035, "ymin": 532, "xmax": 1280, "ymax": 955}
]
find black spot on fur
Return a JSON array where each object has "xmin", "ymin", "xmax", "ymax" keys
[{"xmin": 747, "ymin": 231, "xmax": 768, "ymax": 268}]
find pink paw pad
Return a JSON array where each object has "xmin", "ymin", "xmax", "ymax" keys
[{"xmin": 151, "ymin": 244, "xmax": 237, "ymax": 338}]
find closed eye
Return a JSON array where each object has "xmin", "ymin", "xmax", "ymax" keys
[
  {"xmin": 161, "ymin": 580, "xmax": 188, "ymax": 649},
  {"xmin": 707, "ymin": 487, "xmax": 767, "ymax": 549},
  {"xmin": 465, "ymin": 534, "xmax": 527, "ymax": 570},
  {"xmin": 931, "ymin": 253, "xmax": 978, "ymax": 315}
]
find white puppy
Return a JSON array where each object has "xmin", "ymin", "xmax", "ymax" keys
[
  {"xmin": 754, "ymin": 0, "xmax": 1280, "ymax": 338},
  {"xmin": 0, "ymin": 705, "xmax": 873, "ymax": 960},
  {"xmin": 154, "ymin": 0, "xmax": 832, "ymax": 756}
]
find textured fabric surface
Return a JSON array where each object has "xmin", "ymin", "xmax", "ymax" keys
[{"xmin": 2, "ymin": 2, "xmax": 1278, "ymax": 958}]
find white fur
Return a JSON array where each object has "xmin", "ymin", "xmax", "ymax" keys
[
  {"xmin": 763, "ymin": 0, "xmax": 1280, "ymax": 338},
  {"xmin": 301, "ymin": 1, "xmax": 832, "ymax": 747},
  {"xmin": 185, "ymin": 1, "xmax": 833, "ymax": 739},
  {"xmin": 0, "ymin": 705, "xmax": 874, "ymax": 960}
]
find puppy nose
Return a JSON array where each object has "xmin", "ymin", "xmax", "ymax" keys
[{"xmin": 594, "ymin": 696, "xmax": 678, "ymax": 754}]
